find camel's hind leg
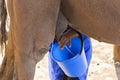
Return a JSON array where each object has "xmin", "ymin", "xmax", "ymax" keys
[
  {"xmin": 0, "ymin": 49, "xmax": 14, "ymax": 80},
  {"xmin": 0, "ymin": 20, "xmax": 15, "ymax": 80},
  {"xmin": 0, "ymin": 0, "xmax": 61, "ymax": 79},
  {"xmin": 10, "ymin": 0, "xmax": 61, "ymax": 80},
  {"xmin": 0, "ymin": 0, "xmax": 14, "ymax": 79}
]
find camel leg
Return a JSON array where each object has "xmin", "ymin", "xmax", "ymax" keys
[
  {"xmin": 0, "ymin": 49, "xmax": 14, "ymax": 80},
  {"xmin": 114, "ymin": 44, "xmax": 120, "ymax": 61},
  {"xmin": 0, "ymin": 19, "xmax": 15, "ymax": 80},
  {"xmin": 1, "ymin": 0, "xmax": 61, "ymax": 79},
  {"xmin": 14, "ymin": 50, "xmax": 37, "ymax": 80},
  {"xmin": 8, "ymin": 0, "xmax": 61, "ymax": 80}
]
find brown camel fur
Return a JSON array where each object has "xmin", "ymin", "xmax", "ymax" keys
[{"xmin": 0, "ymin": 0, "xmax": 120, "ymax": 80}]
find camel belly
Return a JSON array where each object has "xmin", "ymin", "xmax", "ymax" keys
[{"xmin": 61, "ymin": 0, "xmax": 120, "ymax": 44}]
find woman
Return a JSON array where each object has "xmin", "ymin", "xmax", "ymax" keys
[{"xmin": 48, "ymin": 12, "xmax": 92, "ymax": 80}]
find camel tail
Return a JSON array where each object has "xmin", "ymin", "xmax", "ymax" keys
[{"xmin": 0, "ymin": 0, "xmax": 7, "ymax": 52}]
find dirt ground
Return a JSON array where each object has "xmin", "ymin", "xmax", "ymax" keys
[
  {"xmin": 34, "ymin": 38, "xmax": 120, "ymax": 80},
  {"xmin": 0, "ymin": 38, "xmax": 120, "ymax": 80}
]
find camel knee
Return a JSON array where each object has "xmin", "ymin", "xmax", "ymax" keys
[
  {"xmin": 32, "ymin": 48, "xmax": 48, "ymax": 62},
  {"xmin": 15, "ymin": 45, "xmax": 49, "ymax": 63}
]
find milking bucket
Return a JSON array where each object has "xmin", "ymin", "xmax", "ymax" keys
[{"xmin": 50, "ymin": 36, "xmax": 88, "ymax": 77}]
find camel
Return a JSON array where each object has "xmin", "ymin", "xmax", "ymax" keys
[{"xmin": 0, "ymin": 0, "xmax": 120, "ymax": 80}]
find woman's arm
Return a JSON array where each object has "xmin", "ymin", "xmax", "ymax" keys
[
  {"xmin": 56, "ymin": 12, "xmax": 79, "ymax": 49},
  {"xmin": 59, "ymin": 28, "xmax": 79, "ymax": 49}
]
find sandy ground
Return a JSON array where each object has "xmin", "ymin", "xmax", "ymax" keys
[
  {"xmin": 34, "ymin": 38, "xmax": 120, "ymax": 80},
  {"xmin": 0, "ymin": 38, "xmax": 120, "ymax": 80}
]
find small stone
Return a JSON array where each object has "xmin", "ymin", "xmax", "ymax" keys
[{"xmin": 97, "ymin": 63, "xmax": 100, "ymax": 65}]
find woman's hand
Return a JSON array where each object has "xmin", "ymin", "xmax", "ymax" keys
[{"xmin": 59, "ymin": 29, "xmax": 79, "ymax": 49}]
